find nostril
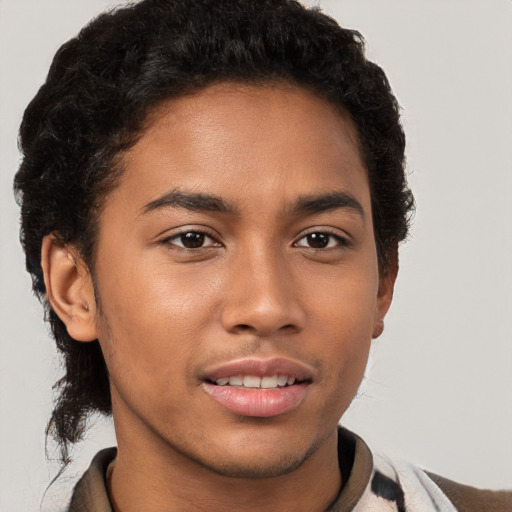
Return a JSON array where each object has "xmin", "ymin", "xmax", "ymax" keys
[
  {"xmin": 232, "ymin": 323, "xmax": 300, "ymax": 335},
  {"xmin": 236, "ymin": 324, "xmax": 253, "ymax": 331},
  {"xmin": 278, "ymin": 323, "xmax": 301, "ymax": 333}
]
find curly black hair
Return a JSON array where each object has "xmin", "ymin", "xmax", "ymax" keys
[{"xmin": 14, "ymin": 0, "xmax": 414, "ymax": 464}]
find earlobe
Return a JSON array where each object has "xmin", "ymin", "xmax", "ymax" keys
[
  {"xmin": 41, "ymin": 235, "xmax": 98, "ymax": 342},
  {"xmin": 372, "ymin": 248, "xmax": 399, "ymax": 339}
]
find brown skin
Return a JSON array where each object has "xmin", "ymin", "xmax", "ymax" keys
[{"xmin": 42, "ymin": 84, "xmax": 397, "ymax": 512}]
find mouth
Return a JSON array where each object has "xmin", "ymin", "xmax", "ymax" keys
[
  {"xmin": 201, "ymin": 358, "xmax": 314, "ymax": 417},
  {"xmin": 209, "ymin": 374, "xmax": 306, "ymax": 388}
]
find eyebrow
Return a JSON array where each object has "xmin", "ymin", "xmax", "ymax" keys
[
  {"xmin": 141, "ymin": 190, "xmax": 237, "ymax": 215},
  {"xmin": 292, "ymin": 191, "xmax": 365, "ymax": 219},
  {"xmin": 140, "ymin": 189, "xmax": 364, "ymax": 220}
]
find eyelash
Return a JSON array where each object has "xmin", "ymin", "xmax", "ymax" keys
[
  {"xmin": 160, "ymin": 228, "xmax": 350, "ymax": 251},
  {"xmin": 160, "ymin": 229, "xmax": 221, "ymax": 250},
  {"xmin": 293, "ymin": 230, "xmax": 350, "ymax": 250}
]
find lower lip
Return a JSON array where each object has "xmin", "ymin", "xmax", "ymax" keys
[{"xmin": 203, "ymin": 382, "xmax": 309, "ymax": 417}]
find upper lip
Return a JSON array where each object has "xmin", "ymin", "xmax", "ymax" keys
[{"xmin": 201, "ymin": 357, "xmax": 317, "ymax": 383}]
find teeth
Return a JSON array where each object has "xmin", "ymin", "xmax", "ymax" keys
[
  {"xmin": 243, "ymin": 376, "xmax": 261, "ymax": 388},
  {"xmin": 261, "ymin": 375, "xmax": 278, "ymax": 388},
  {"xmin": 277, "ymin": 375, "xmax": 288, "ymax": 386},
  {"xmin": 214, "ymin": 374, "xmax": 300, "ymax": 388}
]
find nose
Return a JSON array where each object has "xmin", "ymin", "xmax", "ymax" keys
[{"xmin": 220, "ymin": 248, "xmax": 306, "ymax": 337}]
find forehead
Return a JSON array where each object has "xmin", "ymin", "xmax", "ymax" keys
[{"xmin": 116, "ymin": 83, "xmax": 369, "ymax": 215}]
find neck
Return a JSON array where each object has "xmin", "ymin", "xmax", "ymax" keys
[{"xmin": 108, "ymin": 427, "xmax": 342, "ymax": 512}]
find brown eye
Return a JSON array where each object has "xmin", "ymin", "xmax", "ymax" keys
[
  {"xmin": 295, "ymin": 232, "xmax": 346, "ymax": 249},
  {"xmin": 180, "ymin": 232, "xmax": 206, "ymax": 248},
  {"xmin": 165, "ymin": 231, "xmax": 219, "ymax": 249},
  {"xmin": 305, "ymin": 233, "xmax": 329, "ymax": 248}
]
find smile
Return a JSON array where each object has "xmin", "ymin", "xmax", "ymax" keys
[
  {"xmin": 213, "ymin": 375, "xmax": 300, "ymax": 388},
  {"xmin": 201, "ymin": 358, "xmax": 314, "ymax": 417}
]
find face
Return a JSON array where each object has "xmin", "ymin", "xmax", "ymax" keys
[{"xmin": 87, "ymin": 84, "xmax": 394, "ymax": 477}]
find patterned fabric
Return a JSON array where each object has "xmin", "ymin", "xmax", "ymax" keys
[{"xmin": 345, "ymin": 454, "xmax": 458, "ymax": 512}]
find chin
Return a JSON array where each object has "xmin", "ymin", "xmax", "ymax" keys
[
  {"xmin": 183, "ymin": 425, "xmax": 325, "ymax": 479},
  {"xmin": 195, "ymin": 449, "xmax": 312, "ymax": 479}
]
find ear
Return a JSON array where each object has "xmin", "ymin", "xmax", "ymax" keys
[
  {"xmin": 41, "ymin": 234, "xmax": 98, "ymax": 342},
  {"xmin": 372, "ymin": 247, "xmax": 399, "ymax": 339}
]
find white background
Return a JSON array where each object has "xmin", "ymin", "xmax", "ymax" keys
[{"xmin": 1, "ymin": 1, "xmax": 511, "ymax": 510}]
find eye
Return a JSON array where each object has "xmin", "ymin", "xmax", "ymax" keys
[
  {"xmin": 295, "ymin": 232, "xmax": 347, "ymax": 249},
  {"xmin": 164, "ymin": 231, "xmax": 220, "ymax": 249}
]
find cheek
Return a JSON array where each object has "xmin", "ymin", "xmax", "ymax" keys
[
  {"xmin": 313, "ymin": 300, "xmax": 374, "ymax": 420},
  {"xmin": 304, "ymin": 269, "xmax": 378, "ymax": 389},
  {"xmin": 306, "ymin": 265, "xmax": 379, "ymax": 338},
  {"xmin": 93, "ymin": 258, "xmax": 223, "ymax": 379}
]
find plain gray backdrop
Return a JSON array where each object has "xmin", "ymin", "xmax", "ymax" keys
[{"xmin": 1, "ymin": 1, "xmax": 511, "ymax": 510}]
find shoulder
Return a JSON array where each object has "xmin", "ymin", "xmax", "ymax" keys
[
  {"xmin": 67, "ymin": 447, "xmax": 117, "ymax": 512},
  {"xmin": 370, "ymin": 452, "xmax": 512, "ymax": 512},
  {"xmin": 426, "ymin": 472, "xmax": 512, "ymax": 512}
]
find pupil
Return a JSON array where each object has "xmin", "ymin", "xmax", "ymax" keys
[
  {"xmin": 181, "ymin": 232, "xmax": 205, "ymax": 248},
  {"xmin": 307, "ymin": 233, "xmax": 328, "ymax": 248}
]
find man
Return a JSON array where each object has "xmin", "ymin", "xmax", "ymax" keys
[{"xmin": 11, "ymin": 0, "xmax": 511, "ymax": 510}]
